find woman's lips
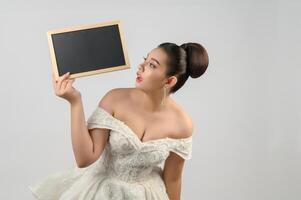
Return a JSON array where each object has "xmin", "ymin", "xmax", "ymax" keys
[{"xmin": 136, "ymin": 76, "xmax": 143, "ymax": 82}]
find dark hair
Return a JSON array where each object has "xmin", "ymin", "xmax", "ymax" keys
[{"xmin": 158, "ymin": 42, "xmax": 209, "ymax": 94}]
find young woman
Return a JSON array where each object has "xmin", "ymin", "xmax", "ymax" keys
[{"xmin": 29, "ymin": 42, "xmax": 209, "ymax": 200}]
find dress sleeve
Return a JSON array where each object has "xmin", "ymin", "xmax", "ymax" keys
[
  {"xmin": 86, "ymin": 106, "xmax": 120, "ymax": 132},
  {"xmin": 168, "ymin": 136, "xmax": 193, "ymax": 160}
]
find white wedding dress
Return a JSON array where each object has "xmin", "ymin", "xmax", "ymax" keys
[{"xmin": 29, "ymin": 106, "xmax": 193, "ymax": 200}]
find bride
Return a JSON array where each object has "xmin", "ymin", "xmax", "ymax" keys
[{"xmin": 29, "ymin": 42, "xmax": 209, "ymax": 200}]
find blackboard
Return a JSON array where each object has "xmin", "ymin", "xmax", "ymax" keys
[{"xmin": 47, "ymin": 20, "xmax": 130, "ymax": 79}]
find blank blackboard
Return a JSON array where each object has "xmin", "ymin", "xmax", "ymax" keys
[{"xmin": 47, "ymin": 20, "xmax": 130, "ymax": 79}]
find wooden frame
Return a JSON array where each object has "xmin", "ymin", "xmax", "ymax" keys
[{"xmin": 47, "ymin": 20, "xmax": 130, "ymax": 79}]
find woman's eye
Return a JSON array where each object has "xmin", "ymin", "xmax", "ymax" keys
[
  {"xmin": 149, "ymin": 63, "xmax": 155, "ymax": 68},
  {"xmin": 143, "ymin": 57, "xmax": 155, "ymax": 68}
]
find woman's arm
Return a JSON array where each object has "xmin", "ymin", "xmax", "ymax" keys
[
  {"xmin": 163, "ymin": 153, "xmax": 185, "ymax": 200},
  {"xmin": 52, "ymin": 72, "xmax": 94, "ymax": 167},
  {"xmin": 163, "ymin": 114, "xmax": 193, "ymax": 199},
  {"xmin": 69, "ymin": 98, "xmax": 96, "ymax": 168},
  {"xmin": 51, "ymin": 72, "xmax": 110, "ymax": 168},
  {"xmin": 70, "ymin": 89, "xmax": 117, "ymax": 168}
]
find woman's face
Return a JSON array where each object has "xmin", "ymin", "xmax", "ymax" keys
[{"xmin": 135, "ymin": 48, "xmax": 170, "ymax": 93}]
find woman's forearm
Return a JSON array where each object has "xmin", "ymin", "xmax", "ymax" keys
[
  {"xmin": 69, "ymin": 97, "xmax": 94, "ymax": 167},
  {"xmin": 165, "ymin": 179, "xmax": 182, "ymax": 200}
]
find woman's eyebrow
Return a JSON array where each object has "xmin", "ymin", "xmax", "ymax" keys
[{"xmin": 147, "ymin": 53, "xmax": 161, "ymax": 66}]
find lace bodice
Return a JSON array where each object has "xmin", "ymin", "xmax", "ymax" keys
[
  {"xmin": 86, "ymin": 106, "xmax": 193, "ymax": 182},
  {"xmin": 29, "ymin": 106, "xmax": 193, "ymax": 200}
]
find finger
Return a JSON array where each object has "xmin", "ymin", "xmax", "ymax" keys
[
  {"xmin": 58, "ymin": 72, "xmax": 70, "ymax": 82},
  {"xmin": 61, "ymin": 79, "xmax": 69, "ymax": 91},
  {"xmin": 51, "ymin": 73, "xmax": 58, "ymax": 91},
  {"xmin": 58, "ymin": 72, "xmax": 70, "ymax": 89},
  {"xmin": 65, "ymin": 79, "xmax": 75, "ymax": 90},
  {"xmin": 52, "ymin": 77, "xmax": 57, "ymax": 91},
  {"xmin": 64, "ymin": 78, "xmax": 74, "ymax": 90}
]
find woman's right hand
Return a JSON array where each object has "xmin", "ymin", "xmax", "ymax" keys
[{"xmin": 52, "ymin": 72, "xmax": 81, "ymax": 104}]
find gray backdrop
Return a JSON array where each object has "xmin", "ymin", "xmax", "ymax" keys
[{"xmin": 0, "ymin": 0, "xmax": 300, "ymax": 199}]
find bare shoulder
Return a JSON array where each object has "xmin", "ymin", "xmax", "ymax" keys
[
  {"xmin": 98, "ymin": 87, "xmax": 132, "ymax": 114},
  {"xmin": 171, "ymin": 102, "xmax": 194, "ymax": 139},
  {"xmin": 104, "ymin": 87, "xmax": 132, "ymax": 99}
]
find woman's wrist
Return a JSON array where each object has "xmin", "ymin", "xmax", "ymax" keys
[{"xmin": 69, "ymin": 93, "xmax": 82, "ymax": 106}]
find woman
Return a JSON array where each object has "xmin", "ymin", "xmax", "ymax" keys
[{"xmin": 29, "ymin": 42, "xmax": 209, "ymax": 200}]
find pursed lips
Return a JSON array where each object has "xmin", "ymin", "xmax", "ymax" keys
[{"xmin": 136, "ymin": 73, "xmax": 143, "ymax": 81}]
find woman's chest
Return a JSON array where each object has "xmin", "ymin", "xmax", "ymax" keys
[{"xmin": 113, "ymin": 104, "xmax": 181, "ymax": 142}]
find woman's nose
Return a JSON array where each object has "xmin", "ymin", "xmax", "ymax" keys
[{"xmin": 138, "ymin": 63, "xmax": 145, "ymax": 72}]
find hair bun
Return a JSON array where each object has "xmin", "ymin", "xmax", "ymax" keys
[{"xmin": 180, "ymin": 42, "xmax": 209, "ymax": 78}]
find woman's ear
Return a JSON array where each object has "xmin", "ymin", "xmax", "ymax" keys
[{"xmin": 166, "ymin": 76, "xmax": 177, "ymax": 89}]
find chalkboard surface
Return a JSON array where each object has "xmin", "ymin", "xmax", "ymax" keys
[{"xmin": 47, "ymin": 20, "xmax": 130, "ymax": 79}]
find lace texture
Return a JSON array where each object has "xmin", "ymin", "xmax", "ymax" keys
[{"xmin": 28, "ymin": 106, "xmax": 193, "ymax": 200}]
